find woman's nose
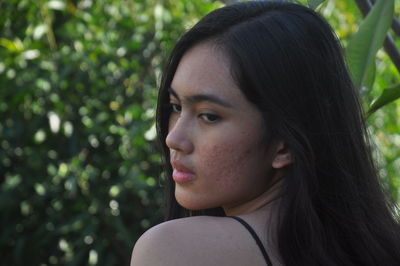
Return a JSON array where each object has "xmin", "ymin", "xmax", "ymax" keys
[{"xmin": 165, "ymin": 118, "xmax": 194, "ymax": 154}]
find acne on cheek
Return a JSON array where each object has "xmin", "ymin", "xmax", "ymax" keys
[{"xmin": 199, "ymin": 140, "xmax": 258, "ymax": 189}]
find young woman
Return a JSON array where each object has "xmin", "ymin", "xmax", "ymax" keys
[{"xmin": 131, "ymin": 1, "xmax": 400, "ymax": 265}]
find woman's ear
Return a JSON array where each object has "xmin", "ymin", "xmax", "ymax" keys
[{"xmin": 272, "ymin": 141, "xmax": 292, "ymax": 169}]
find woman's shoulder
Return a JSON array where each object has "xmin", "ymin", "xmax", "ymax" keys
[
  {"xmin": 134, "ymin": 215, "xmax": 231, "ymax": 243},
  {"xmin": 138, "ymin": 215, "xmax": 230, "ymax": 236},
  {"xmin": 130, "ymin": 216, "xmax": 265, "ymax": 266},
  {"xmin": 130, "ymin": 216, "xmax": 230, "ymax": 266}
]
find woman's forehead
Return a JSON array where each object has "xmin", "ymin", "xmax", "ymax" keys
[{"xmin": 170, "ymin": 42, "xmax": 243, "ymax": 103}]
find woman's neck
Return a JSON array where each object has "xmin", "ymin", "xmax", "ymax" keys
[{"xmin": 223, "ymin": 177, "xmax": 283, "ymax": 216}]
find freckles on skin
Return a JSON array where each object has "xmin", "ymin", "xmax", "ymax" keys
[
  {"xmin": 197, "ymin": 128, "xmax": 269, "ymax": 198},
  {"xmin": 201, "ymin": 144, "xmax": 239, "ymax": 185}
]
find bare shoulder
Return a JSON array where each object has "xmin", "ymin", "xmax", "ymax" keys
[{"xmin": 130, "ymin": 216, "xmax": 260, "ymax": 266}]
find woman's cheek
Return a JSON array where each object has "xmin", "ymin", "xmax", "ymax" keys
[{"xmin": 197, "ymin": 142, "xmax": 246, "ymax": 188}]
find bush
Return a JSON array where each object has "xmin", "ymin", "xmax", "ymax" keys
[{"xmin": 0, "ymin": 0, "xmax": 221, "ymax": 265}]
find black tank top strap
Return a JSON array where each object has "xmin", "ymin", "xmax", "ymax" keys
[{"xmin": 227, "ymin": 216, "xmax": 273, "ymax": 266}]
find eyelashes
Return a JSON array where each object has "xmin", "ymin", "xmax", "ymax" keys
[
  {"xmin": 169, "ymin": 103, "xmax": 221, "ymax": 124},
  {"xmin": 199, "ymin": 113, "xmax": 220, "ymax": 123},
  {"xmin": 170, "ymin": 103, "xmax": 181, "ymax": 113}
]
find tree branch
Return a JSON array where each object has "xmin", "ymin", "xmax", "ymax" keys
[
  {"xmin": 391, "ymin": 17, "xmax": 400, "ymax": 37},
  {"xmin": 383, "ymin": 35, "xmax": 400, "ymax": 72},
  {"xmin": 354, "ymin": 0, "xmax": 400, "ymax": 73},
  {"xmin": 355, "ymin": 0, "xmax": 372, "ymax": 15}
]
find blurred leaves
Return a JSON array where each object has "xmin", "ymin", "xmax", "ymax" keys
[{"xmin": 0, "ymin": 0, "xmax": 221, "ymax": 265}]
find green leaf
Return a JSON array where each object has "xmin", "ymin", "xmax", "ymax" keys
[
  {"xmin": 367, "ymin": 85, "xmax": 400, "ymax": 116},
  {"xmin": 363, "ymin": 61, "xmax": 376, "ymax": 91},
  {"xmin": 307, "ymin": 0, "xmax": 325, "ymax": 10},
  {"xmin": 346, "ymin": 0, "xmax": 394, "ymax": 90},
  {"xmin": 0, "ymin": 37, "xmax": 24, "ymax": 52}
]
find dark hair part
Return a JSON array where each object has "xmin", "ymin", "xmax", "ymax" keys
[{"xmin": 156, "ymin": 1, "xmax": 400, "ymax": 265}]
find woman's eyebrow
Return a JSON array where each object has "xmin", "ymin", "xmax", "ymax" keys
[{"xmin": 168, "ymin": 87, "xmax": 233, "ymax": 108}]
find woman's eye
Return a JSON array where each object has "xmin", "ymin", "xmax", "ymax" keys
[
  {"xmin": 170, "ymin": 103, "xmax": 181, "ymax": 113},
  {"xmin": 200, "ymin": 113, "xmax": 220, "ymax": 123}
]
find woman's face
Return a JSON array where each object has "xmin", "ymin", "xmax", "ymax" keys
[{"xmin": 166, "ymin": 42, "xmax": 279, "ymax": 211}]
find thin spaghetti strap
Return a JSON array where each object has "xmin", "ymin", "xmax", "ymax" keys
[{"xmin": 228, "ymin": 216, "xmax": 273, "ymax": 266}]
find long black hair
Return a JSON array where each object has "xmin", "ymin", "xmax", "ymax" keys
[{"xmin": 156, "ymin": 1, "xmax": 400, "ymax": 265}]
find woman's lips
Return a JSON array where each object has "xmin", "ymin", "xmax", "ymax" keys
[
  {"xmin": 172, "ymin": 169, "xmax": 195, "ymax": 183},
  {"xmin": 171, "ymin": 161, "xmax": 195, "ymax": 183}
]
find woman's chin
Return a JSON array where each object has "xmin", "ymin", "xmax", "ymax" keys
[{"xmin": 175, "ymin": 194, "xmax": 218, "ymax": 211}]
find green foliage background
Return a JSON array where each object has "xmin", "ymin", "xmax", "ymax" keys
[{"xmin": 0, "ymin": 0, "xmax": 398, "ymax": 265}]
